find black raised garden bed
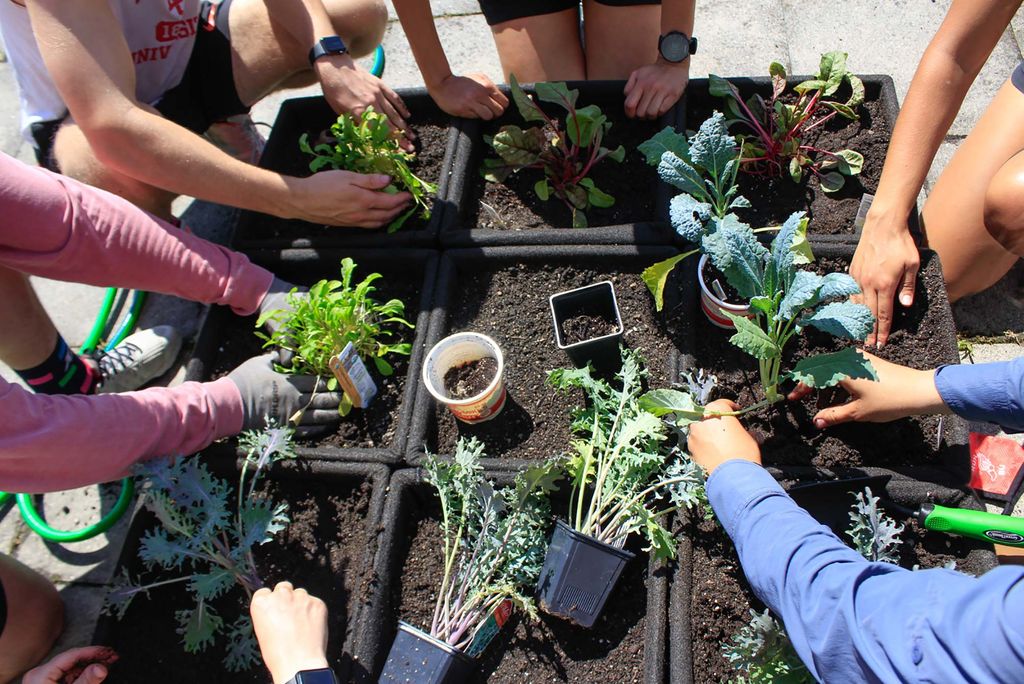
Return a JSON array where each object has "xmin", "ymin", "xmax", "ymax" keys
[
  {"xmin": 353, "ymin": 468, "xmax": 668, "ymax": 684},
  {"xmin": 93, "ymin": 458, "xmax": 389, "ymax": 684},
  {"xmin": 184, "ymin": 248, "xmax": 438, "ymax": 463},
  {"xmin": 674, "ymin": 241, "xmax": 970, "ymax": 479},
  {"xmin": 406, "ymin": 245, "xmax": 688, "ymax": 469},
  {"xmin": 233, "ymin": 89, "xmax": 461, "ymax": 250},
  {"xmin": 440, "ymin": 80, "xmax": 682, "ymax": 248},
  {"xmin": 670, "ymin": 467, "xmax": 998, "ymax": 684},
  {"xmin": 683, "ymin": 74, "xmax": 918, "ymax": 243}
]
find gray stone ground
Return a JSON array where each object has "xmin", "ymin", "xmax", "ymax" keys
[{"xmin": 2, "ymin": 0, "xmax": 1024, "ymax": 674}]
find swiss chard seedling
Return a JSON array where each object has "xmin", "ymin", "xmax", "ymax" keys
[
  {"xmin": 105, "ymin": 422, "xmax": 296, "ymax": 670},
  {"xmin": 256, "ymin": 258, "xmax": 414, "ymax": 414},
  {"xmin": 483, "ymin": 74, "xmax": 625, "ymax": 228},
  {"xmin": 300, "ymin": 108, "xmax": 437, "ymax": 232},
  {"xmin": 711, "ymin": 52, "xmax": 865, "ymax": 193}
]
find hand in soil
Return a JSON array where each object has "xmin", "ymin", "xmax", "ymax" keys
[
  {"xmin": 624, "ymin": 61, "xmax": 689, "ymax": 120},
  {"xmin": 21, "ymin": 646, "xmax": 118, "ymax": 684},
  {"xmin": 561, "ymin": 313, "xmax": 618, "ymax": 345},
  {"xmin": 250, "ymin": 581, "xmax": 329, "ymax": 684},
  {"xmin": 443, "ymin": 357, "xmax": 498, "ymax": 399},
  {"xmin": 787, "ymin": 352, "xmax": 948, "ymax": 428},
  {"xmin": 430, "ymin": 73, "xmax": 508, "ymax": 119},
  {"xmin": 688, "ymin": 399, "xmax": 763, "ymax": 474}
]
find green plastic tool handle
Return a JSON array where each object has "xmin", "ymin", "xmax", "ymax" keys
[{"xmin": 921, "ymin": 504, "xmax": 1024, "ymax": 547}]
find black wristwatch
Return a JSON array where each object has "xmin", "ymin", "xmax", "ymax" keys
[
  {"xmin": 284, "ymin": 668, "xmax": 338, "ymax": 684},
  {"xmin": 308, "ymin": 36, "xmax": 348, "ymax": 65},
  {"xmin": 658, "ymin": 31, "xmax": 697, "ymax": 63}
]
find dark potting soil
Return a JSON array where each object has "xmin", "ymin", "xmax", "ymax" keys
[
  {"xmin": 393, "ymin": 513, "xmax": 650, "ymax": 682},
  {"xmin": 560, "ymin": 313, "xmax": 618, "ymax": 345},
  {"xmin": 104, "ymin": 478, "xmax": 374, "ymax": 683},
  {"xmin": 209, "ymin": 270, "xmax": 420, "ymax": 449},
  {"xmin": 689, "ymin": 95, "xmax": 889, "ymax": 235},
  {"xmin": 430, "ymin": 261, "xmax": 683, "ymax": 460},
  {"xmin": 443, "ymin": 357, "xmax": 498, "ymax": 399},
  {"xmin": 687, "ymin": 507, "xmax": 992, "ymax": 683},
  {"xmin": 682, "ymin": 251, "xmax": 960, "ymax": 469},
  {"xmin": 466, "ymin": 112, "xmax": 658, "ymax": 230},
  {"xmin": 700, "ymin": 259, "xmax": 744, "ymax": 305}
]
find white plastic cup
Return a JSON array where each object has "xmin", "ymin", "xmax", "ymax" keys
[
  {"xmin": 422, "ymin": 332, "xmax": 506, "ymax": 424},
  {"xmin": 697, "ymin": 253, "xmax": 752, "ymax": 330}
]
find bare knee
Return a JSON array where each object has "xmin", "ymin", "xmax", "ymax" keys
[
  {"xmin": 983, "ymin": 154, "xmax": 1024, "ymax": 256},
  {"xmin": 0, "ymin": 557, "xmax": 64, "ymax": 683},
  {"xmin": 325, "ymin": 0, "xmax": 387, "ymax": 57}
]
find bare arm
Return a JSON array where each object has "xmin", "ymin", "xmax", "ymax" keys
[{"xmin": 624, "ymin": 0, "xmax": 695, "ymax": 119}]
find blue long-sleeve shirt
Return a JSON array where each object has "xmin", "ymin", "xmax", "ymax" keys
[{"xmin": 707, "ymin": 358, "xmax": 1024, "ymax": 683}]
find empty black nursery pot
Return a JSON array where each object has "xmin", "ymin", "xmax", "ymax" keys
[
  {"xmin": 536, "ymin": 519, "xmax": 635, "ymax": 628},
  {"xmin": 549, "ymin": 280, "xmax": 624, "ymax": 371},
  {"xmin": 379, "ymin": 622, "xmax": 477, "ymax": 684}
]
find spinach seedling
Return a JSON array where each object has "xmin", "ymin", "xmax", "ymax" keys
[
  {"xmin": 256, "ymin": 258, "xmax": 414, "ymax": 414},
  {"xmin": 422, "ymin": 438, "xmax": 559, "ymax": 653},
  {"xmin": 711, "ymin": 52, "xmax": 865, "ymax": 193},
  {"xmin": 548, "ymin": 347, "xmax": 706, "ymax": 560},
  {"xmin": 483, "ymin": 74, "xmax": 625, "ymax": 228},
  {"xmin": 105, "ymin": 422, "xmax": 295, "ymax": 670},
  {"xmin": 300, "ymin": 108, "xmax": 437, "ymax": 232},
  {"xmin": 704, "ymin": 211, "xmax": 876, "ymax": 408}
]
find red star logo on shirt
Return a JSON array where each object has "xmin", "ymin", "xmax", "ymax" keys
[{"xmin": 167, "ymin": 0, "xmax": 184, "ymax": 16}]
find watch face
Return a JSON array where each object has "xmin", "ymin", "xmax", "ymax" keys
[
  {"xmin": 294, "ymin": 669, "xmax": 337, "ymax": 684},
  {"xmin": 660, "ymin": 32, "xmax": 690, "ymax": 63},
  {"xmin": 321, "ymin": 36, "xmax": 346, "ymax": 54}
]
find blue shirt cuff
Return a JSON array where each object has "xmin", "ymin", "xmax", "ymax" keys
[
  {"xmin": 935, "ymin": 359, "xmax": 1024, "ymax": 432},
  {"xmin": 706, "ymin": 459, "xmax": 785, "ymax": 538}
]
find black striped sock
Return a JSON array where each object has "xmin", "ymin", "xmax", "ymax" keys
[{"xmin": 15, "ymin": 335, "xmax": 98, "ymax": 395}]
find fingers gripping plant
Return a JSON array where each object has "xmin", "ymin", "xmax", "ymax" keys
[
  {"xmin": 548, "ymin": 347, "xmax": 707, "ymax": 559},
  {"xmin": 300, "ymin": 107, "xmax": 437, "ymax": 232},
  {"xmin": 423, "ymin": 438, "xmax": 560, "ymax": 652},
  {"xmin": 256, "ymin": 258, "xmax": 414, "ymax": 413},
  {"xmin": 483, "ymin": 74, "xmax": 625, "ymax": 228},
  {"xmin": 705, "ymin": 211, "xmax": 877, "ymax": 406},
  {"xmin": 105, "ymin": 422, "xmax": 296, "ymax": 670},
  {"xmin": 711, "ymin": 52, "xmax": 865, "ymax": 193}
]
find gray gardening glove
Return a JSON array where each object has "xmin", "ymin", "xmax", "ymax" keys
[
  {"xmin": 257, "ymin": 277, "xmax": 308, "ymax": 366},
  {"xmin": 227, "ymin": 353, "xmax": 341, "ymax": 438}
]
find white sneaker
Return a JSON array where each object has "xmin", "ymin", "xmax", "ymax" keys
[
  {"xmin": 96, "ymin": 326, "xmax": 183, "ymax": 394},
  {"xmin": 205, "ymin": 113, "xmax": 267, "ymax": 165}
]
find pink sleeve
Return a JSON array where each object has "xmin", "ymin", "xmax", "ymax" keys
[
  {"xmin": 0, "ymin": 152, "xmax": 274, "ymax": 315},
  {"xmin": 0, "ymin": 376, "xmax": 244, "ymax": 494}
]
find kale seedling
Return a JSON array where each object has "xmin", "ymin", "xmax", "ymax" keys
[
  {"xmin": 724, "ymin": 609, "xmax": 815, "ymax": 684},
  {"xmin": 548, "ymin": 347, "xmax": 706, "ymax": 560},
  {"xmin": 847, "ymin": 486, "xmax": 905, "ymax": 564},
  {"xmin": 703, "ymin": 211, "xmax": 876, "ymax": 407},
  {"xmin": 300, "ymin": 107, "xmax": 437, "ymax": 232},
  {"xmin": 105, "ymin": 422, "xmax": 295, "ymax": 670},
  {"xmin": 483, "ymin": 74, "xmax": 625, "ymax": 228},
  {"xmin": 422, "ymin": 438, "xmax": 559, "ymax": 652},
  {"xmin": 256, "ymin": 257, "xmax": 414, "ymax": 414},
  {"xmin": 711, "ymin": 52, "xmax": 865, "ymax": 193}
]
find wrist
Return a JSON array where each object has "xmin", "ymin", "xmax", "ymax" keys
[
  {"xmin": 425, "ymin": 68, "xmax": 455, "ymax": 91},
  {"xmin": 917, "ymin": 368, "xmax": 951, "ymax": 415},
  {"xmin": 272, "ymin": 656, "xmax": 330, "ymax": 684},
  {"xmin": 656, "ymin": 54, "xmax": 690, "ymax": 70}
]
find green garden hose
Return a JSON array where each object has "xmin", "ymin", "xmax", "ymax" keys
[{"xmin": 371, "ymin": 45, "xmax": 386, "ymax": 78}]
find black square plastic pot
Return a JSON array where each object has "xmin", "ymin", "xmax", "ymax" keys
[
  {"xmin": 232, "ymin": 89, "xmax": 461, "ymax": 250},
  {"xmin": 550, "ymin": 280, "xmax": 624, "ymax": 371},
  {"xmin": 92, "ymin": 458, "xmax": 390, "ymax": 684},
  {"xmin": 668, "ymin": 466, "xmax": 999, "ymax": 684},
  {"xmin": 184, "ymin": 247, "xmax": 438, "ymax": 464},
  {"xmin": 353, "ymin": 469, "xmax": 668, "ymax": 684},
  {"xmin": 440, "ymin": 80, "xmax": 680, "ymax": 247},
  {"xmin": 378, "ymin": 621, "xmax": 478, "ymax": 684},
  {"xmin": 405, "ymin": 244, "xmax": 685, "ymax": 470},
  {"xmin": 679, "ymin": 74, "xmax": 919, "ymax": 246}
]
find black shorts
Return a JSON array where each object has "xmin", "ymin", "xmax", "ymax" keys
[
  {"xmin": 479, "ymin": 0, "xmax": 660, "ymax": 27},
  {"xmin": 1013, "ymin": 62, "xmax": 1024, "ymax": 94},
  {"xmin": 34, "ymin": 0, "xmax": 248, "ymax": 169},
  {"xmin": 0, "ymin": 573, "xmax": 7, "ymax": 640}
]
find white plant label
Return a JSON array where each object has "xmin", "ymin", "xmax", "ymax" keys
[{"xmin": 329, "ymin": 342, "xmax": 378, "ymax": 408}]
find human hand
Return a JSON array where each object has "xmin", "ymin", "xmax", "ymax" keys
[
  {"xmin": 22, "ymin": 646, "xmax": 118, "ymax": 684},
  {"xmin": 787, "ymin": 351, "xmax": 948, "ymax": 428},
  {"xmin": 227, "ymin": 354, "xmax": 342, "ymax": 434},
  {"xmin": 284, "ymin": 170, "xmax": 412, "ymax": 228},
  {"xmin": 316, "ymin": 55, "xmax": 413, "ymax": 150},
  {"xmin": 687, "ymin": 399, "xmax": 762, "ymax": 475},
  {"xmin": 849, "ymin": 207, "xmax": 920, "ymax": 348},
  {"xmin": 258, "ymin": 278, "xmax": 307, "ymax": 336},
  {"xmin": 251, "ymin": 581, "xmax": 329, "ymax": 684},
  {"xmin": 624, "ymin": 59, "xmax": 689, "ymax": 120},
  {"xmin": 429, "ymin": 73, "xmax": 508, "ymax": 119}
]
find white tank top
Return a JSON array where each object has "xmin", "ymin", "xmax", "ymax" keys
[{"xmin": 0, "ymin": 0, "xmax": 201, "ymax": 144}]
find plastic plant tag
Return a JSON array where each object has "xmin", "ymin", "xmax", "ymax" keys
[
  {"xmin": 329, "ymin": 341, "xmax": 378, "ymax": 409},
  {"xmin": 464, "ymin": 599, "xmax": 513, "ymax": 658},
  {"xmin": 969, "ymin": 432, "xmax": 1024, "ymax": 500},
  {"xmin": 853, "ymin": 193, "xmax": 874, "ymax": 235}
]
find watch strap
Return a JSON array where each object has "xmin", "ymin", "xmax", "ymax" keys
[
  {"xmin": 308, "ymin": 36, "xmax": 348, "ymax": 65},
  {"xmin": 285, "ymin": 667, "xmax": 338, "ymax": 684}
]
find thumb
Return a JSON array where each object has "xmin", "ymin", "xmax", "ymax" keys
[
  {"xmin": 76, "ymin": 663, "xmax": 109, "ymax": 684},
  {"xmin": 812, "ymin": 401, "xmax": 858, "ymax": 429},
  {"xmin": 898, "ymin": 266, "xmax": 917, "ymax": 307},
  {"xmin": 350, "ymin": 173, "xmax": 393, "ymax": 191}
]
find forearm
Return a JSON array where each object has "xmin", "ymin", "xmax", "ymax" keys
[
  {"xmin": 660, "ymin": 0, "xmax": 695, "ymax": 36},
  {"xmin": 392, "ymin": 0, "xmax": 453, "ymax": 88},
  {"xmin": 934, "ymin": 358, "xmax": 1024, "ymax": 431},
  {"xmin": 0, "ymin": 153, "xmax": 273, "ymax": 315},
  {"xmin": 0, "ymin": 377, "xmax": 242, "ymax": 493}
]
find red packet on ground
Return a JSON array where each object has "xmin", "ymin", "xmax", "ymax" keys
[{"xmin": 969, "ymin": 432, "xmax": 1024, "ymax": 501}]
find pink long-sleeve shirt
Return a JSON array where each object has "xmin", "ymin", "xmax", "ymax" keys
[{"xmin": 0, "ymin": 152, "xmax": 274, "ymax": 493}]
